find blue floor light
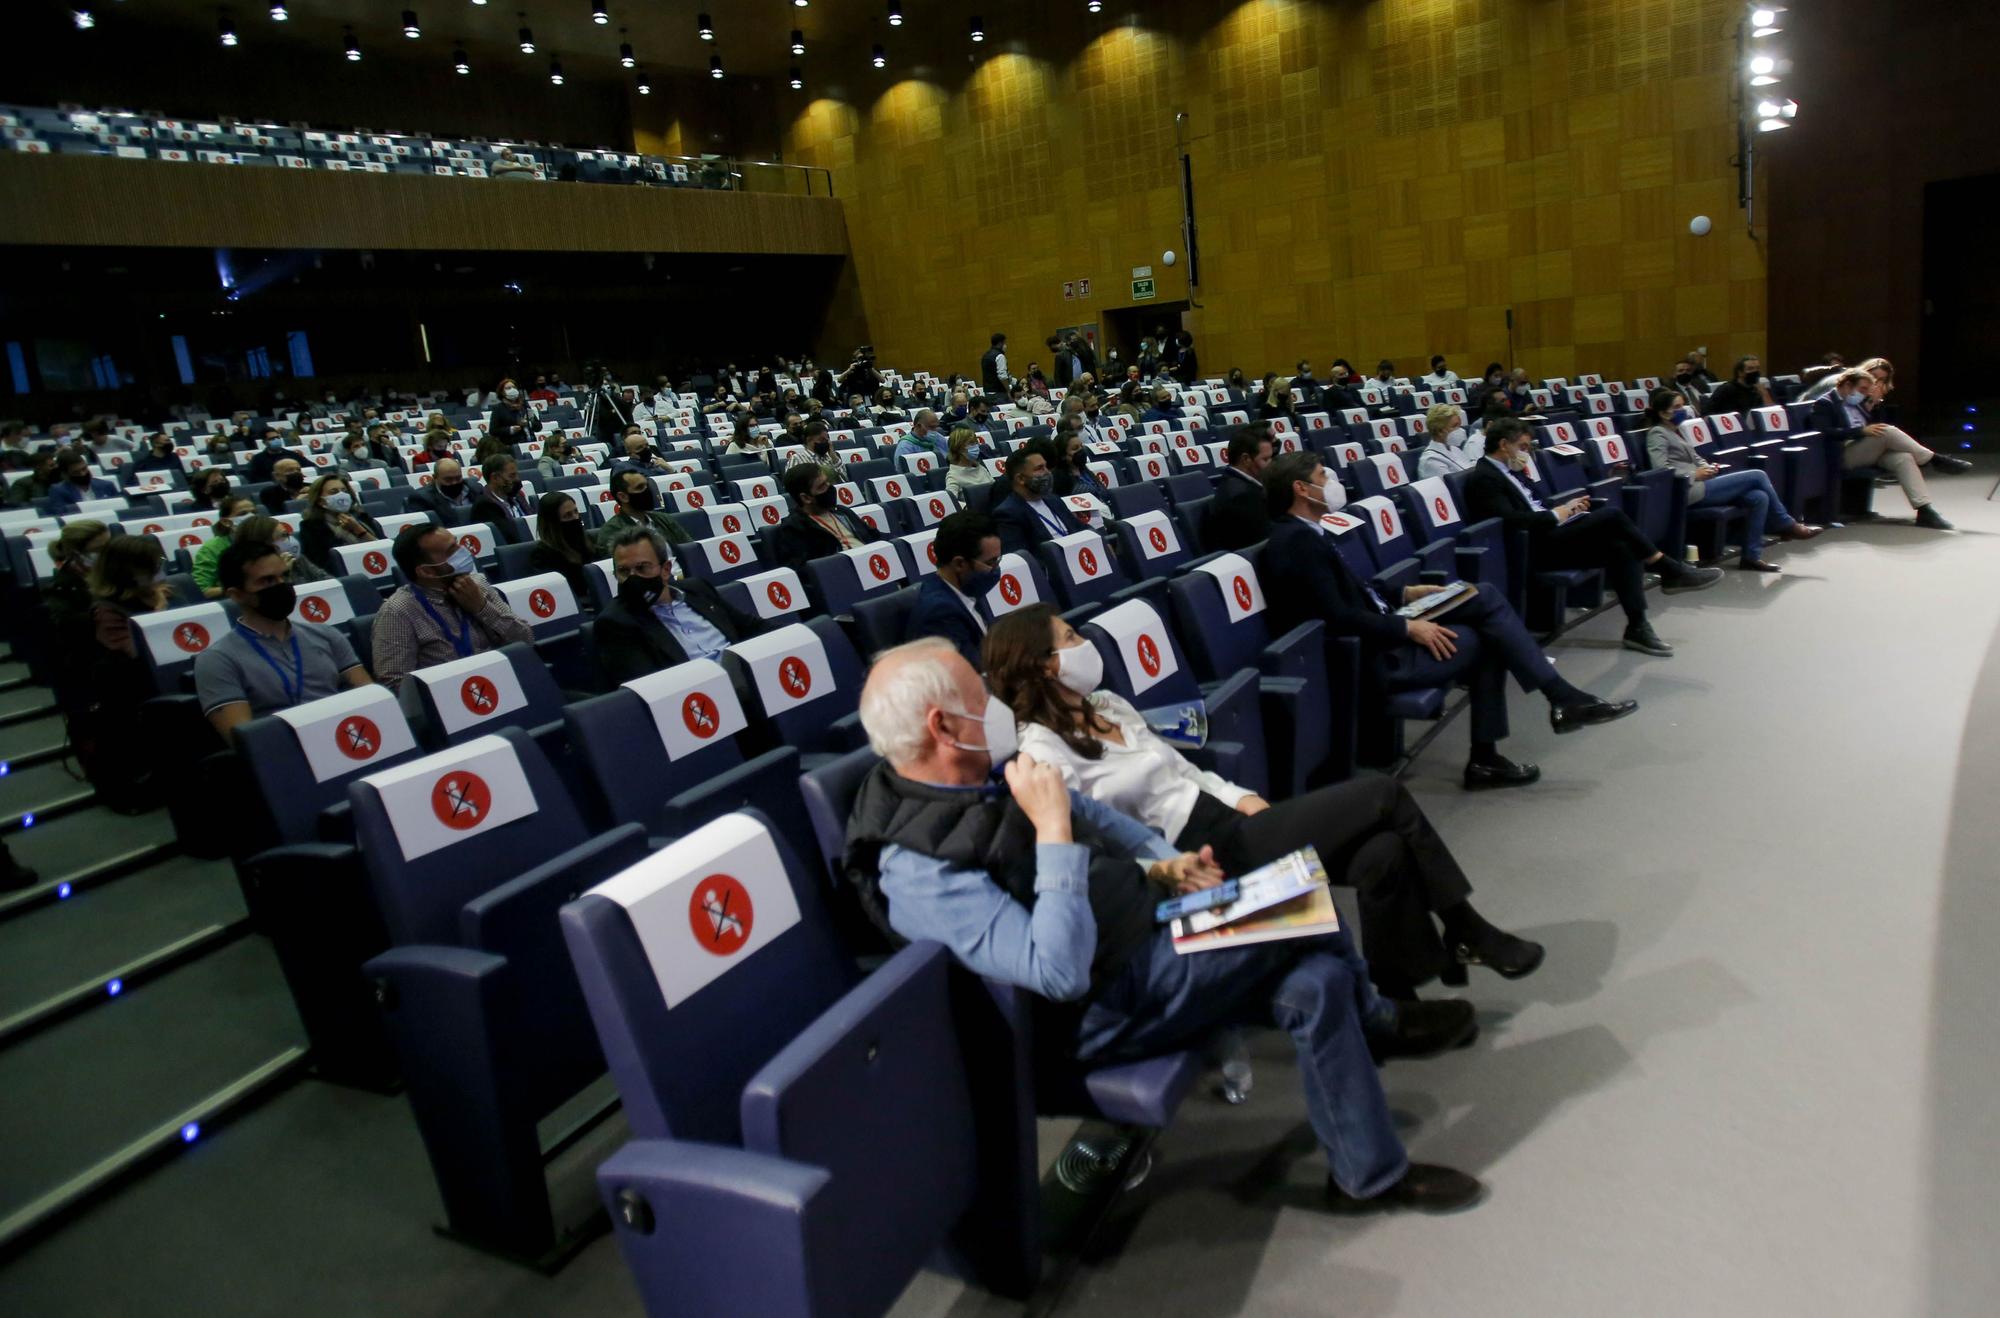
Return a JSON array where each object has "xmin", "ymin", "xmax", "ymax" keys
[
  {"xmin": 180, "ymin": 1122, "xmax": 201, "ymax": 1143},
  {"xmin": 106, "ymin": 978, "xmax": 123, "ymax": 997},
  {"xmin": 20, "ymin": 813, "xmax": 34, "ymax": 828},
  {"xmin": 57, "ymin": 882, "xmax": 72, "ymax": 899}
]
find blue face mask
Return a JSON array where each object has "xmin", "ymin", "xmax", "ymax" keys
[
  {"xmin": 445, "ymin": 546, "xmax": 478, "ymax": 577},
  {"xmin": 1670, "ymin": 407, "xmax": 1692, "ymax": 424}
]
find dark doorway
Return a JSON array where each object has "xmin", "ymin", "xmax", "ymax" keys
[
  {"xmin": 1101, "ymin": 301, "xmax": 1191, "ymax": 378},
  {"xmin": 1921, "ymin": 173, "xmax": 2000, "ymax": 446}
]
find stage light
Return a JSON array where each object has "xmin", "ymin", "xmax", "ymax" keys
[
  {"xmin": 107, "ymin": 978, "xmax": 123, "ymax": 997},
  {"xmin": 73, "ymin": 8, "xmax": 95, "ymax": 29},
  {"xmin": 344, "ymin": 27, "xmax": 361, "ymax": 60},
  {"xmin": 401, "ymin": 10, "xmax": 420, "ymax": 39},
  {"xmin": 872, "ymin": 43, "xmax": 886, "ymax": 68},
  {"xmin": 1088, "ymin": 0, "xmax": 1103, "ymax": 11},
  {"xmin": 790, "ymin": 66, "xmax": 804, "ymax": 90},
  {"xmin": 619, "ymin": 42, "xmax": 635, "ymax": 68},
  {"xmin": 268, "ymin": 3, "xmax": 287, "ymax": 19},
  {"xmin": 697, "ymin": 12, "xmax": 713, "ymax": 41},
  {"xmin": 550, "ymin": 57, "xmax": 565, "ymax": 85},
  {"xmin": 710, "ymin": 53, "xmax": 724, "ymax": 79},
  {"xmin": 791, "ymin": 29, "xmax": 805, "ymax": 55},
  {"xmin": 591, "ymin": 1, "xmax": 609, "ymax": 24},
  {"xmin": 970, "ymin": 15, "xmax": 985, "ymax": 42},
  {"xmin": 1748, "ymin": 54, "xmax": 1788, "ymax": 86},
  {"xmin": 454, "ymin": 46, "xmax": 469, "ymax": 74},
  {"xmin": 518, "ymin": 25, "xmax": 535, "ymax": 53},
  {"xmin": 888, "ymin": 1, "xmax": 904, "ymax": 25},
  {"xmin": 219, "ymin": 12, "xmax": 239, "ymax": 47},
  {"xmin": 635, "ymin": 68, "xmax": 652, "ymax": 95},
  {"xmin": 180, "ymin": 1122, "xmax": 201, "ymax": 1143},
  {"xmin": 1757, "ymin": 118, "xmax": 1790, "ymax": 132},
  {"xmin": 58, "ymin": 882, "xmax": 73, "ymax": 899},
  {"xmin": 1751, "ymin": 6, "xmax": 1785, "ymax": 37}
]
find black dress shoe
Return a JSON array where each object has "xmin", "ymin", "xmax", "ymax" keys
[
  {"xmin": 1463, "ymin": 756, "xmax": 1540, "ymax": 791},
  {"xmin": 1915, "ymin": 505, "xmax": 1955, "ymax": 531},
  {"xmin": 1662, "ymin": 564, "xmax": 1724, "ymax": 593},
  {"xmin": 1452, "ymin": 929, "xmax": 1546, "ymax": 980},
  {"xmin": 1928, "ymin": 453, "xmax": 1974, "ymax": 474},
  {"xmin": 1370, "ymin": 998, "xmax": 1478, "ymax": 1062},
  {"xmin": 1550, "ymin": 698, "xmax": 1639, "ymax": 734},
  {"xmin": 1622, "ymin": 623, "xmax": 1673, "ymax": 656},
  {"xmin": 1326, "ymin": 1164, "xmax": 1485, "ymax": 1214},
  {"xmin": 1738, "ymin": 558, "xmax": 1782, "ymax": 573}
]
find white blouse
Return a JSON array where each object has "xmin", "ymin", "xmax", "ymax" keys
[{"xmin": 1016, "ymin": 690, "xmax": 1253, "ymax": 843}]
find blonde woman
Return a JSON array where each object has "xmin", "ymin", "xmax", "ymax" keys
[
  {"xmin": 1416, "ymin": 402, "xmax": 1479, "ymax": 479},
  {"xmin": 945, "ymin": 426, "xmax": 994, "ymax": 502}
]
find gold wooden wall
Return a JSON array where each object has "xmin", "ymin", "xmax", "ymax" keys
[{"xmin": 784, "ymin": 0, "xmax": 1764, "ymax": 383}]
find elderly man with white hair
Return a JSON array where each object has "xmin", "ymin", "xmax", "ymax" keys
[{"xmin": 843, "ymin": 638, "xmax": 1484, "ymax": 1215}]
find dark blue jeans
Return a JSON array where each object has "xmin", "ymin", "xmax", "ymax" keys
[
  {"xmin": 1074, "ymin": 926, "xmax": 1408, "ymax": 1197},
  {"xmin": 1697, "ymin": 468, "xmax": 1795, "ymax": 560}
]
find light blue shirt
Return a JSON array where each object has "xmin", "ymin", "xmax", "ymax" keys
[
  {"xmin": 1840, "ymin": 394, "xmax": 1870, "ymax": 430},
  {"xmin": 651, "ymin": 592, "xmax": 728, "ymax": 661},
  {"xmin": 1484, "ymin": 455, "xmax": 1546, "ymax": 511},
  {"xmin": 877, "ymin": 787, "xmax": 1177, "ymax": 1003},
  {"xmin": 894, "ymin": 432, "xmax": 947, "ymax": 463}
]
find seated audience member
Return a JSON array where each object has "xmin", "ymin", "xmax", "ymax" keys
[
  {"xmin": 41, "ymin": 520, "xmax": 109, "ymax": 654},
  {"xmin": 945, "ymin": 426, "xmax": 995, "ymax": 503},
  {"xmin": 1046, "ymin": 427, "xmax": 1094, "ymax": 498},
  {"xmin": 1641, "ymin": 388, "xmax": 1822, "ymax": 572},
  {"xmin": 593, "ymin": 525, "xmax": 761, "ymax": 684},
  {"xmin": 774, "ymin": 462, "xmax": 882, "ymax": 571},
  {"xmin": 1463, "ymin": 418, "xmax": 1720, "ymax": 657},
  {"xmin": 1140, "ymin": 386, "xmax": 1181, "ymax": 426},
  {"xmin": 986, "ymin": 605, "xmax": 1543, "ymax": 997},
  {"xmin": 1809, "ymin": 367, "xmax": 1965, "ymax": 530},
  {"xmin": 340, "ymin": 430, "xmax": 382, "ymax": 471},
  {"xmin": 297, "ymin": 473, "xmax": 384, "ymax": 572},
  {"xmin": 1686, "ymin": 348, "xmax": 1720, "ymax": 388},
  {"xmin": 723, "ymin": 417, "xmax": 773, "ymax": 458},
  {"xmin": 1224, "ymin": 367, "xmax": 1254, "ymax": 403},
  {"xmin": 1203, "ymin": 425, "xmax": 1278, "ymax": 552},
  {"xmin": 195, "ymin": 540, "xmax": 372, "ymax": 743},
  {"xmin": 472, "ymin": 434, "xmax": 513, "ymax": 468},
  {"xmin": 371, "ymin": 526, "xmax": 534, "ymax": 691},
  {"xmin": 846, "ymin": 638, "xmax": 1485, "ymax": 1214},
  {"xmin": 1372, "ymin": 359, "xmax": 1399, "ymax": 388},
  {"xmin": 1421, "ymin": 355, "xmax": 1460, "ymax": 390},
  {"xmin": 1261, "ymin": 452, "xmax": 1636, "ymax": 789},
  {"xmin": 490, "ymin": 146, "xmax": 538, "ymax": 180},
  {"xmin": 132, "ymin": 434, "xmax": 182, "ymax": 474},
  {"xmin": 615, "ymin": 427, "xmax": 671, "ymax": 474},
  {"xmin": 989, "ymin": 447, "xmax": 1086, "ymax": 554},
  {"xmin": 895, "ymin": 411, "xmax": 949, "ymax": 465},
  {"xmin": 872, "ymin": 386, "xmax": 909, "ymax": 423},
  {"xmin": 1322, "ymin": 361, "xmax": 1362, "ymax": 411},
  {"xmin": 905, "ymin": 512, "xmax": 1002, "ymax": 669},
  {"xmin": 527, "ymin": 491, "xmax": 597, "ymax": 601},
  {"xmin": 1416, "ymin": 403, "xmax": 1480, "ymax": 479},
  {"xmin": 9, "ymin": 449, "xmax": 60, "ymax": 507},
  {"xmin": 467, "ymin": 454, "xmax": 534, "ymax": 545},
  {"xmin": 536, "ymin": 433, "xmax": 580, "ymax": 484},
  {"xmin": 258, "ymin": 458, "xmax": 309, "ymax": 514},
  {"xmin": 597, "ymin": 469, "xmax": 693, "ymax": 553},
  {"xmin": 1468, "ymin": 362, "xmax": 1508, "ymax": 412},
  {"xmin": 239, "ymin": 514, "xmax": 331, "ymax": 586},
  {"xmin": 785, "ymin": 419, "xmax": 844, "ymax": 480},
  {"xmin": 245, "ymin": 431, "xmax": 310, "ymax": 484},
  {"xmin": 1669, "ymin": 357, "xmax": 1710, "ymax": 406},
  {"xmin": 1701, "ymin": 356, "xmax": 1775, "ymax": 417},
  {"xmin": 411, "ymin": 422, "xmax": 457, "ymax": 469},
  {"xmin": 192, "ymin": 498, "xmax": 265, "ymax": 596},
  {"xmin": 1797, "ymin": 351, "xmax": 1849, "ymax": 401},
  {"xmin": 405, "ymin": 457, "xmax": 482, "ymax": 523},
  {"xmin": 1260, "ymin": 383, "xmax": 1299, "ymax": 422},
  {"xmin": 45, "ymin": 448, "xmax": 120, "ymax": 513},
  {"xmin": 189, "ymin": 470, "xmax": 234, "ymax": 512},
  {"xmin": 1290, "ymin": 360, "xmax": 1324, "ymax": 405}
]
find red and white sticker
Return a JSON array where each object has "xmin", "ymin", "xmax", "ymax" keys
[
  {"xmin": 696, "ymin": 534, "xmax": 754, "ymax": 573},
  {"xmin": 1411, "ymin": 476, "xmax": 1462, "ymax": 529},
  {"xmin": 495, "ymin": 572, "xmax": 578, "ymax": 627},
  {"xmin": 1126, "ymin": 510, "xmax": 1182, "ymax": 561},
  {"xmin": 1196, "ymin": 553, "xmax": 1267, "ymax": 622},
  {"xmin": 732, "ymin": 568, "xmax": 808, "ymax": 620},
  {"xmin": 290, "ymin": 588, "xmax": 354, "ymax": 626},
  {"xmin": 984, "ymin": 553, "xmax": 1040, "ymax": 617},
  {"xmin": 625, "ymin": 657, "xmax": 751, "ymax": 761},
  {"xmin": 728, "ymin": 623, "xmax": 830, "ymax": 716},
  {"xmin": 132, "ymin": 604, "xmax": 229, "ymax": 668},
  {"xmin": 411, "ymin": 651, "xmax": 527, "ymax": 736},
  {"xmin": 1052, "ymin": 530, "xmax": 1108, "ymax": 585},
  {"xmin": 900, "ymin": 529, "xmax": 940, "ymax": 578},
  {"xmin": 1089, "ymin": 599, "xmax": 1180, "ymax": 696},
  {"xmin": 364, "ymin": 734, "xmax": 539, "ymax": 862},
  {"xmin": 1351, "ymin": 496, "xmax": 1405, "ymax": 546}
]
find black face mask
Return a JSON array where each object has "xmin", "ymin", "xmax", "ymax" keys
[
  {"xmin": 1675, "ymin": 372, "xmax": 1694, "ymax": 385},
  {"xmin": 559, "ymin": 520, "xmax": 587, "ymax": 550},
  {"xmin": 204, "ymin": 484, "xmax": 230, "ymax": 503},
  {"xmin": 438, "ymin": 480, "xmax": 465, "ymax": 498},
  {"xmin": 246, "ymin": 581, "xmax": 296, "ymax": 621},
  {"xmin": 1742, "ymin": 371, "xmax": 1762, "ymax": 386},
  {"xmin": 283, "ymin": 472, "xmax": 306, "ymax": 490},
  {"xmin": 624, "ymin": 486, "xmax": 656, "ymax": 512},
  {"xmin": 617, "ymin": 572, "xmax": 665, "ymax": 608}
]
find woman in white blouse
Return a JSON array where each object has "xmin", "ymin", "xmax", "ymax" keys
[
  {"xmin": 944, "ymin": 426, "xmax": 994, "ymax": 503},
  {"xmin": 1414, "ymin": 403, "xmax": 1479, "ymax": 480},
  {"xmin": 983, "ymin": 605, "xmax": 1544, "ymax": 998}
]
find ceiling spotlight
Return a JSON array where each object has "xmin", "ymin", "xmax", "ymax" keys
[
  {"xmin": 1087, "ymin": 0, "xmax": 1102, "ymax": 11},
  {"xmin": 790, "ymin": 66, "xmax": 804, "ymax": 90},
  {"xmin": 591, "ymin": 1, "xmax": 609, "ymax": 24},
  {"xmin": 518, "ymin": 24, "xmax": 535, "ymax": 54},
  {"xmin": 219, "ymin": 11, "xmax": 239, "ymax": 46},
  {"xmin": 710, "ymin": 53, "xmax": 724, "ymax": 79},
  {"xmin": 73, "ymin": 7, "xmax": 95, "ymax": 29},
  {"xmin": 619, "ymin": 40, "xmax": 635, "ymax": 68},
  {"xmin": 872, "ymin": 43, "xmax": 886, "ymax": 68},
  {"xmin": 550, "ymin": 56, "xmax": 564, "ymax": 85},
  {"xmin": 636, "ymin": 68, "xmax": 652, "ymax": 95},
  {"xmin": 790, "ymin": 29, "xmax": 805, "ymax": 55},
  {"xmin": 970, "ymin": 15, "xmax": 984, "ymax": 42},
  {"xmin": 268, "ymin": 2, "xmax": 288, "ymax": 19},
  {"xmin": 1748, "ymin": 54, "xmax": 1788, "ymax": 86},
  {"xmin": 697, "ymin": 12, "xmax": 713, "ymax": 40},
  {"xmin": 1757, "ymin": 117, "xmax": 1791, "ymax": 132},
  {"xmin": 1751, "ymin": 6, "xmax": 1785, "ymax": 37},
  {"xmin": 795, "ymin": 0, "xmax": 808, "ymax": 7},
  {"xmin": 401, "ymin": 10, "xmax": 420, "ymax": 39},
  {"xmin": 344, "ymin": 27, "xmax": 361, "ymax": 61},
  {"xmin": 888, "ymin": 1, "xmax": 904, "ymax": 25},
  {"xmin": 454, "ymin": 46, "xmax": 470, "ymax": 74}
]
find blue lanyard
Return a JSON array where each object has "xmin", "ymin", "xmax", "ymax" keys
[
  {"xmin": 1032, "ymin": 500, "xmax": 1066, "ymax": 534},
  {"xmin": 415, "ymin": 590, "xmax": 474, "ymax": 657},
  {"xmin": 235, "ymin": 624, "xmax": 306, "ymax": 706}
]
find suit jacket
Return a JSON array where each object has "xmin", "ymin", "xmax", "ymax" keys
[
  {"xmin": 405, "ymin": 481, "xmax": 486, "ymax": 525},
  {"xmin": 1202, "ymin": 467, "xmax": 1271, "ymax": 553},
  {"xmin": 906, "ymin": 574, "xmax": 988, "ymax": 670},
  {"xmin": 1643, "ymin": 423, "xmax": 1711, "ymax": 500},
  {"xmin": 592, "ymin": 577, "xmax": 762, "ymax": 687},
  {"xmin": 466, "ymin": 489, "xmax": 532, "ymax": 545},
  {"xmin": 774, "ymin": 506, "xmax": 884, "ymax": 574},
  {"xmin": 990, "ymin": 491, "xmax": 1085, "ymax": 555},
  {"xmin": 245, "ymin": 447, "xmax": 309, "ymax": 485},
  {"xmin": 1461, "ymin": 458, "xmax": 1559, "ymax": 535},
  {"xmin": 1808, "ymin": 394, "xmax": 1863, "ymax": 442},
  {"xmin": 1262, "ymin": 517, "xmax": 1409, "ymax": 655}
]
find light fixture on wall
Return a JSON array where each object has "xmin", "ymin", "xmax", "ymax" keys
[
  {"xmin": 697, "ymin": 12, "xmax": 714, "ymax": 41},
  {"xmin": 343, "ymin": 27, "xmax": 361, "ymax": 61},
  {"xmin": 872, "ymin": 42, "xmax": 886, "ymax": 68},
  {"xmin": 401, "ymin": 10, "xmax": 420, "ymax": 39},
  {"xmin": 218, "ymin": 10, "xmax": 238, "ymax": 47},
  {"xmin": 790, "ymin": 67, "xmax": 804, "ymax": 90},
  {"xmin": 710, "ymin": 53, "xmax": 724, "ymax": 79},
  {"xmin": 1736, "ymin": 1, "xmax": 1799, "ymax": 234},
  {"xmin": 453, "ymin": 45, "xmax": 470, "ymax": 74},
  {"xmin": 1087, "ymin": 0, "xmax": 1103, "ymax": 11},
  {"xmin": 518, "ymin": 22, "xmax": 535, "ymax": 54},
  {"xmin": 591, "ymin": 1, "xmax": 609, "ymax": 24},
  {"xmin": 619, "ymin": 36, "xmax": 636, "ymax": 69},
  {"xmin": 888, "ymin": 1, "xmax": 904, "ymax": 26},
  {"xmin": 791, "ymin": 29, "xmax": 805, "ymax": 56},
  {"xmin": 970, "ymin": 15, "xmax": 985, "ymax": 42},
  {"xmin": 550, "ymin": 56, "xmax": 565, "ymax": 85},
  {"xmin": 268, "ymin": 2, "xmax": 287, "ymax": 19},
  {"xmin": 1751, "ymin": 5, "xmax": 1784, "ymax": 36},
  {"xmin": 1755, "ymin": 97, "xmax": 1798, "ymax": 131},
  {"xmin": 635, "ymin": 67, "xmax": 652, "ymax": 95}
]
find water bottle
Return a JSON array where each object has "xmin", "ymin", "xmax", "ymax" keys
[{"xmin": 1216, "ymin": 1028, "xmax": 1253, "ymax": 1105}]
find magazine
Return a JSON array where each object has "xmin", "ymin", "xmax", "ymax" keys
[{"xmin": 1170, "ymin": 847, "xmax": 1339, "ymax": 953}]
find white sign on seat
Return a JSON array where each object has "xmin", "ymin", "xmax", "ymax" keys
[
  {"xmin": 272, "ymin": 685, "xmax": 418, "ymax": 784},
  {"xmin": 733, "ymin": 567, "xmax": 808, "ymax": 620},
  {"xmin": 624, "ymin": 658, "xmax": 751, "ymax": 761},
  {"xmin": 132, "ymin": 603, "xmax": 230, "ymax": 669},
  {"xmin": 727, "ymin": 623, "xmax": 832, "ymax": 715},
  {"xmin": 841, "ymin": 542, "xmax": 906, "ymax": 591},
  {"xmin": 410, "ymin": 650, "xmax": 527, "ymax": 736},
  {"xmin": 1089, "ymin": 599, "xmax": 1179, "ymax": 696},
  {"xmin": 494, "ymin": 572, "xmax": 579, "ymax": 628},
  {"xmin": 364, "ymin": 734, "xmax": 539, "ymax": 862},
  {"xmin": 1195, "ymin": 552, "xmax": 1266, "ymax": 622},
  {"xmin": 290, "ymin": 583, "xmax": 356, "ymax": 627}
]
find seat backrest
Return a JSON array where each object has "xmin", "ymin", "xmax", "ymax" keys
[
  {"xmin": 1035, "ymin": 528, "xmax": 1128, "ymax": 608},
  {"xmin": 718, "ymin": 566, "xmax": 811, "ymax": 624},
  {"xmin": 397, "ymin": 641, "xmax": 565, "ymax": 747},
  {"xmin": 1356, "ymin": 451, "xmax": 1409, "ymax": 496},
  {"xmin": 1103, "ymin": 481, "xmax": 1167, "ymax": 522},
  {"xmin": 491, "ymin": 571, "xmax": 583, "ymax": 640},
  {"xmin": 981, "ymin": 551, "xmax": 1051, "ymax": 621},
  {"xmin": 722, "ymin": 617, "xmax": 865, "ymax": 759},
  {"xmin": 1080, "ymin": 596, "xmax": 1199, "ymax": 708},
  {"xmin": 564, "ymin": 658, "xmax": 752, "ymax": 826},
  {"xmin": 559, "ymin": 810, "xmax": 857, "ymax": 1142},
  {"xmin": 349, "ymin": 727, "xmax": 589, "ymax": 946},
  {"xmin": 237, "ymin": 684, "xmax": 425, "ymax": 846},
  {"xmin": 1112, "ymin": 507, "xmax": 1192, "ymax": 579},
  {"xmin": 1166, "ymin": 551, "xmax": 1271, "ymax": 681},
  {"xmin": 131, "ymin": 602, "xmax": 232, "ymax": 695},
  {"xmin": 853, "ymin": 584, "xmax": 920, "ymax": 658},
  {"xmin": 795, "ymin": 745, "xmax": 881, "ymax": 886},
  {"xmin": 1348, "ymin": 494, "xmax": 1412, "ymax": 567},
  {"xmin": 806, "ymin": 542, "xmax": 907, "ymax": 615},
  {"xmin": 673, "ymin": 532, "xmax": 761, "ymax": 585},
  {"xmin": 1163, "ymin": 471, "xmax": 1211, "ymax": 506}
]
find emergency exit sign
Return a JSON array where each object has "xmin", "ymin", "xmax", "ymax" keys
[{"xmin": 1131, "ymin": 277, "xmax": 1156, "ymax": 301}]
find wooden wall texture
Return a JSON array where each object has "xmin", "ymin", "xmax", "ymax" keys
[
  {"xmin": 783, "ymin": 0, "xmax": 1765, "ymax": 384},
  {"xmin": 0, "ymin": 154, "xmax": 849, "ymax": 256}
]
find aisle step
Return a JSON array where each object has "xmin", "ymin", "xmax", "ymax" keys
[{"xmin": 0, "ymin": 919, "xmax": 252, "ymax": 1051}]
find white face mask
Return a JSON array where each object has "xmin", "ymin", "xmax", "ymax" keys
[
  {"xmin": 324, "ymin": 491, "xmax": 354, "ymax": 513},
  {"xmin": 1054, "ymin": 641, "xmax": 1103, "ymax": 696},
  {"xmin": 945, "ymin": 694, "xmax": 1018, "ymax": 769},
  {"xmin": 503, "ymin": 388, "xmax": 521, "ymax": 403}
]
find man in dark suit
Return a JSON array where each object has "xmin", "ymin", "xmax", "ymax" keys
[
  {"xmin": 1290, "ymin": 360, "xmax": 1324, "ymax": 407},
  {"xmin": 1139, "ymin": 385, "xmax": 1181, "ymax": 427},
  {"xmin": 1203, "ymin": 424, "xmax": 1276, "ymax": 552},
  {"xmin": 1461, "ymin": 418, "xmax": 1720, "ymax": 657},
  {"xmin": 244, "ymin": 433, "xmax": 311, "ymax": 485},
  {"xmin": 905, "ymin": 511, "xmax": 1002, "ymax": 670},
  {"xmin": 774, "ymin": 462, "xmax": 883, "ymax": 572},
  {"xmin": 593, "ymin": 524, "xmax": 762, "ymax": 686},
  {"xmin": 465, "ymin": 454, "xmax": 533, "ymax": 546},
  {"xmin": 1259, "ymin": 452, "xmax": 1636, "ymax": 791},
  {"xmin": 980, "ymin": 332, "xmax": 1010, "ymax": 394},
  {"xmin": 1811, "ymin": 367, "xmax": 1960, "ymax": 529},
  {"xmin": 404, "ymin": 457, "xmax": 484, "ymax": 524},
  {"xmin": 989, "ymin": 447, "xmax": 1084, "ymax": 554}
]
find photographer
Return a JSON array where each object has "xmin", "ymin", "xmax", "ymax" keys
[{"xmin": 838, "ymin": 345, "xmax": 881, "ymax": 399}]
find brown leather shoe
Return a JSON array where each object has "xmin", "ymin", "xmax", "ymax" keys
[{"xmin": 1779, "ymin": 522, "xmax": 1825, "ymax": 541}]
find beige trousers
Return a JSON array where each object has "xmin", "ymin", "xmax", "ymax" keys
[{"xmin": 1842, "ymin": 427, "xmax": 1935, "ymax": 509}]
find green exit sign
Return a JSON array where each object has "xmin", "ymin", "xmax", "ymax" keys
[{"xmin": 1131, "ymin": 277, "xmax": 1156, "ymax": 301}]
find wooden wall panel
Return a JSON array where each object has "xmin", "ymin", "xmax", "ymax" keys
[
  {"xmin": 784, "ymin": 0, "xmax": 1762, "ymax": 386},
  {"xmin": 0, "ymin": 155, "xmax": 848, "ymax": 256}
]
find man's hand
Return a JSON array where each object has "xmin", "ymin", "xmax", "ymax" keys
[
  {"xmin": 1403, "ymin": 583, "xmax": 1450, "ymax": 603},
  {"xmin": 1556, "ymin": 496, "xmax": 1590, "ymax": 523},
  {"xmin": 1864, "ymin": 423, "xmax": 1888, "ymax": 437},
  {"xmin": 446, "ymin": 573, "xmax": 486, "ymax": 613},
  {"xmin": 1005, "ymin": 755, "xmax": 1072, "ymax": 845},
  {"xmin": 1407, "ymin": 618, "xmax": 1458, "ymax": 660},
  {"xmin": 1149, "ymin": 845, "xmax": 1224, "ymax": 893}
]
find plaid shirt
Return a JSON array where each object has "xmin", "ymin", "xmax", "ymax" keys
[{"xmin": 371, "ymin": 576, "xmax": 534, "ymax": 691}]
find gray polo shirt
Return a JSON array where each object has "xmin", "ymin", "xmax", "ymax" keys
[{"xmin": 193, "ymin": 621, "xmax": 363, "ymax": 717}]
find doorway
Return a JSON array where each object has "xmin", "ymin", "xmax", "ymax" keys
[
  {"xmin": 1921, "ymin": 172, "xmax": 2000, "ymax": 443},
  {"xmin": 1101, "ymin": 301, "xmax": 1190, "ymax": 378}
]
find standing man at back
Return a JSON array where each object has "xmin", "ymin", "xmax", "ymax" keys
[{"xmin": 980, "ymin": 333, "xmax": 1011, "ymax": 396}]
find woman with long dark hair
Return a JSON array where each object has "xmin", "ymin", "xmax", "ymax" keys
[
  {"xmin": 1640, "ymin": 387, "xmax": 1821, "ymax": 571},
  {"xmin": 982, "ymin": 605, "xmax": 1544, "ymax": 999}
]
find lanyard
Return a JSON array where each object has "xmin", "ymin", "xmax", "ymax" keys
[
  {"xmin": 1032, "ymin": 500, "xmax": 1066, "ymax": 534},
  {"xmin": 415, "ymin": 590, "xmax": 474, "ymax": 657},
  {"xmin": 235, "ymin": 624, "xmax": 306, "ymax": 706}
]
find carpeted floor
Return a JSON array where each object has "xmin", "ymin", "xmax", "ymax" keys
[{"xmin": 5, "ymin": 471, "xmax": 1998, "ymax": 1318}]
